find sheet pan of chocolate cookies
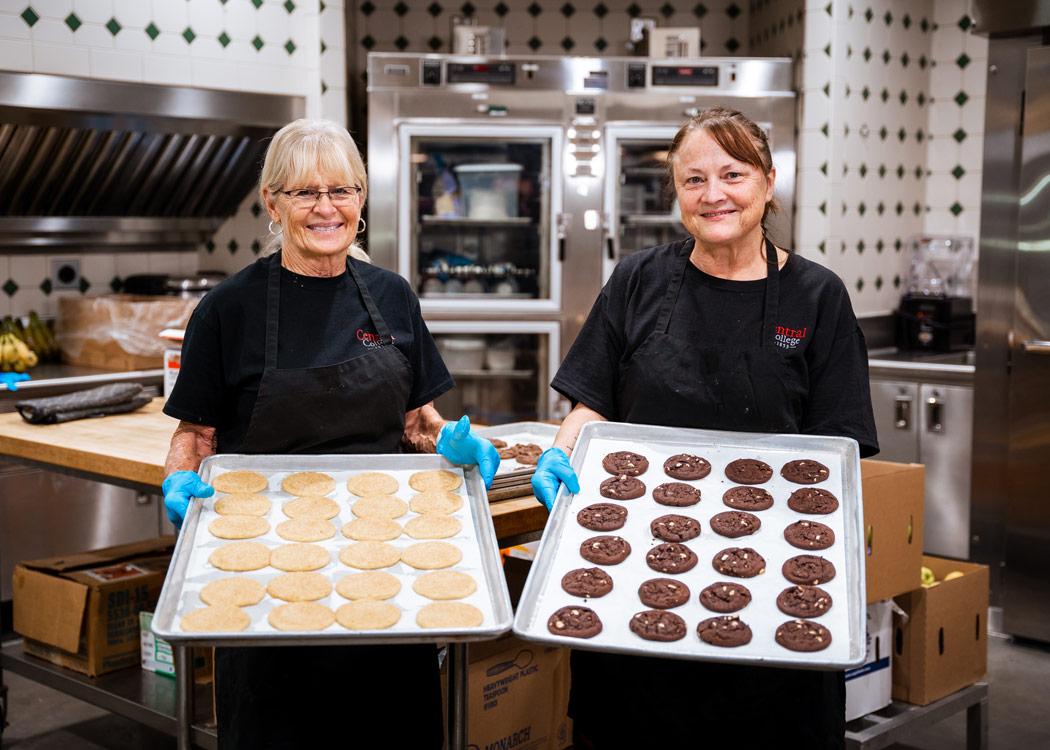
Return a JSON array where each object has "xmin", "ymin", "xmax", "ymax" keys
[
  {"xmin": 513, "ymin": 422, "xmax": 865, "ymax": 669},
  {"xmin": 152, "ymin": 454, "xmax": 513, "ymax": 647}
]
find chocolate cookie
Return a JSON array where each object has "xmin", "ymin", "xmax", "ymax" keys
[
  {"xmin": 652, "ymin": 482, "xmax": 701, "ymax": 507},
  {"xmin": 645, "ymin": 543, "xmax": 698, "ymax": 574},
  {"xmin": 699, "ymin": 581, "xmax": 753, "ymax": 613},
  {"xmin": 650, "ymin": 514, "xmax": 701, "ymax": 543},
  {"xmin": 601, "ymin": 451, "xmax": 649, "ymax": 476},
  {"xmin": 787, "ymin": 488, "xmax": 840, "ymax": 515},
  {"xmin": 776, "ymin": 585, "xmax": 833, "ymax": 617},
  {"xmin": 580, "ymin": 535, "xmax": 632, "ymax": 565},
  {"xmin": 499, "ymin": 443, "xmax": 542, "ymax": 465},
  {"xmin": 599, "ymin": 475, "xmax": 646, "ymax": 500},
  {"xmin": 489, "ymin": 438, "xmax": 507, "ymax": 449},
  {"xmin": 629, "ymin": 609, "xmax": 687, "ymax": 642},
  {"xmin": 561, "ymin": 567, "xmax": 614, "ymax": 598},
  {"xmin": 781, "ymin": 458, "xmax": 831, "ymax": 484},
  {"xmin": 577, "ymin": 503, "xmax": 628, "ymax": 531},
  {"xmin": 724, "ymin": 458, "xmax": 773, "ymax": 484},
  {"xmin": 784, "ymin": 520, "xmax": 836, "ymax": 550},
  {"xmin": 638, "ymin": 578, "xmax": 691, "ymax": 609},
  {"xmin": 782, "ymin": 555, "xmax": 837, "ymax": 585},
  {"xmin": 697, "ymin": 615, "xmax": 753, "ymax": 647},
  {"xmin": 775, "ymin": 619, "xmax": 832, "ymax": 652},
  {"xmin": 709, "ymin": 510, "xmax": 761, "ymax": 538},
  {"xmin": 722, "ymin": 486, "xmax": 774, "ymax": 511},
  {"xmin": 547, "ymin": 605, "xmax": 603, "ymax": 638},
  {"xmin": 662, "ymin": 453, "xmax": 712, "ymax": 480},
  {"xmin": 712, "ymin": 547, "xmax": 766, "ymax": 578}
]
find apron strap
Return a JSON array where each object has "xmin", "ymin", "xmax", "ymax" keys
[
  {"xmin": 761, "ymin": 237, "xmax": 780, "ymax": 349},
  {"xmin": 345, "ymin": 256, "xmax": 394, "ymax": 346},
  {"xmin": 263, "ymin": 250, "xmax": 282, "ymax": 371},
  {"xmin": 654, "ymin": 241, "xmax": 693, "ymax": 334}
]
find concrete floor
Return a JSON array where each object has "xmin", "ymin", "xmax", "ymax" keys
[{"xmin": 1, "ymin": 633, "xmax": 1047, "ymax": 748}]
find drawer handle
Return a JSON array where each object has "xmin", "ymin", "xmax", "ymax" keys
[
  {"xmin": 1023, "ymin": 339, "xmax": 1050, "ymax": 354},
  {"xmin": 894, "ymin": 395, "xmax": 912, "ymax": 429},
  {"xmin": 926, "ymin": 395, "xmax": 944, "ymax": 432}
]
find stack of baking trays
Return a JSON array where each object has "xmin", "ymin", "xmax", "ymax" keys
[
  {"xmin": 476, "ymin": 422, "xmax": 559, "ymax": 501},
  {"xmin": 151, "ymin": 454, "xmax": 512, "ymax": 646},
  {"xmin": 513, "ymin": 421, "xmax": 867, "ymax": 670}
]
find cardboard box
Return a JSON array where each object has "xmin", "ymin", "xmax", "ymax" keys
[
  {"xmin": 845, "ymin": 600, "xmax": 894, "ymax": 720},
  {"xmin": 140, "ymin": 612, "xmax": 214, "ymax": 683},
  {"xmin": 56, "ymin": 295, "xmax": 198, "ymax": 370},
  {"xmin": 442, "ymin": 635, "xmax": 571, "ymax": 750},
  {"xmin": 13, "ymin": 537, "xmax": 175, "ymax": 677},
  {"xmin": 861, "ymin": 460, "xmax": 925, "ymax": 604},
  {"xmin": 891, "ymin": 556, "xmax": 989, "ymax": 706}
]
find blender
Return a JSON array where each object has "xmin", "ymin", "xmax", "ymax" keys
[{"xmin": 894, "ymin": 236, "xmax": 976, "ymax": 351}]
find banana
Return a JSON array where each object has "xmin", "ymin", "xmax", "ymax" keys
[
  {"xmin": 10, "ymin": 335, "xmax": 37, "ymax": 367},
  {"xmin": 29, "ymin": 311, "xmax": 59, "ymax": 361}
]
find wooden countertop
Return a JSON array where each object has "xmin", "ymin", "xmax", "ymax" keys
[{"xmin": 0, "ymin": 397, "xmax": 548, "ymax": 540}]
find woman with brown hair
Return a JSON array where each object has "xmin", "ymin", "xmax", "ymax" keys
[{"xmin": 533, "ymin": 106, "xmax": 878, "ymax": 748}]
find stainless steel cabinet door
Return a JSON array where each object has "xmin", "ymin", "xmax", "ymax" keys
[
  {"xmin": 919, "ymin": 384, "xmax": 974, "ymax": 559},
  {"xmin": 870, "ymin": 380, "xmax": 920, "ymax": 463}
]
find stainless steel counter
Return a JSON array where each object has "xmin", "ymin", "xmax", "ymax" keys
[{"xmin": 868, "ymin": 348, "xmax": 975, "ymax": 386}]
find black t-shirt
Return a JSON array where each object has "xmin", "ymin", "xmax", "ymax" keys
[
  {"xmin": 163, "ymin": 254, "xmax": 453, "ymax": 450},
  {"xmin": 552, "ymin": 238, "xmax": 879, "ymax": 457}
]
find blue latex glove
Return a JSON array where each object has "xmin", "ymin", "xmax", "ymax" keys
[
  {"xmin": 0, "ymin": 372, "xmax": 30, "ymax": 390},
  {"xmin": 531, "ymin": 447, "xmax": 580, "ymax": 511},
  {"xmin": 436, "ymin": 415, "xmax": 500, "ymax": 489},
  {"xmin": 162, "ymin": 470, "xmax": 214, "ymax": 530}
]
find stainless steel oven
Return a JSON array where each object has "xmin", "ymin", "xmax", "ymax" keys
[{"xmin": 368, "ymin": 54, "xmax": 795, "ymax": 419}]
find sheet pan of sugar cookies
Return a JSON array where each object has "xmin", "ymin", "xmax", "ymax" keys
[
  {"xmin": 475, "ymin": 422, "xmax": 559, "ymax": 476},
  {"xmin": 513, "ymin": 421, "xmax": 866, "ymax": 670},
  {"xmin": 152, "ymin": 454, "xmax": 513, "ymax": 646}
]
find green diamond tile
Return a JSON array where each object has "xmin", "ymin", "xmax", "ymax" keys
[
  {"xmin": 847, "ymin": 45, "xmax": 853, "ymax": 59},
  {"xmin": 821, "ymin": 123, "xmax": 829, "ymax": 138},
  {"xmin": 863, "ymin": 47, "xmax": 871, "ymax": 62},
  {"xmin": 361, "ymin": 35, "xmax": 375, "ymax": 50},
  {"xmin": 562, "ymin": 2, "xmax": 576, "ymax": 17},
  {"xmin": 958, "ymin": 15, "xmax": 973, "ymax": 32},
  {"xmin": 864, "ymin": 8, "xmax": 873, "ymax": 23},
  {"xmin": 858, "ymin": 202, "xmax": 867, "ymax": 216},
  {"xmin": 825, "ymin": 2, "xmax": 832, "ymax": 16},
  {"xmin": 594, "ymin": 37, "xmax": 608, "ymax": 52},
  {"xmin": 106, "ymin": 18, "xmax": 121, "ymax": 36},
  {"xmin": 561, "ymin": 36, "xmax": 575, "ymax": 51},
  {"xmin": 820, "ymin": 162, "xmax": 828, "ymax": 176},
  {"xmin": 320, "ymin": 0, "xmax": 326, "ymax": 11},
  {"xmin": 2, "ymin": 279, "xmax": 17, "ymax": 297},
  {"xmin": 893, "ymin": 274, "xmax": 901, "ymax": 289},
  {"xmin": 859, "ymin": 163, "xmax": 868, "ymax": 177},
  {"xmin": 252, "ymin": 35, "xmax": 264, "ymax": 51},
  {"xmin": 64, "ymin": 12, "xmax": 81, "ymax": 32},
  {"xmin": 110, "ymin": 276, "xmax": 123, "ymax": 293},
  {"xmin": 361, "ymin": 1, "xmax": 375, "ymax": 14},
  {"xmin": 205, "ymin": 239, "xmax": 215, "ymax": 254},
  {"xmin": 20, "ymin": 7, "xmax": 39, "ymax": 27},
  {"xmin": 915, "ymin": 166, "xmax": 924, "ymax": 178},
  {"xmin": 394, "ymin": 35, "xmax": 408, "ymax": 50},
  {"xmin": 428, "ymin": 1, "xmax": 445, "ymax": 16},
  {"xmin": 252, "ymin": 0, "xmax": 263, "ymax": 9},
  {"xmin": 877, "ymin": 202, "xmax": 885, "ymax": 215},
  {"xmin": 957, "ymin": 53, "xmax": 971, "ymax": 69},
  {"xmin": 913, "ymin": 202, "xmax": 923, "ymax": 216},
  {"xmin": 251, "ymin": 202, "xmax": 262, "ymax": 218},
  {"xmin": 284, "ymin": 39, "xmax": 296, "ymax": 54},
  {"xmin": 40, "ymin": 278, "xmax": 52, "ymax": 295},
  {"xmin": 183, "ymin": 27, "xmax": 196, "ymax": 44},
  {"xmin": 896, "ymin": 239, "xmax": 903, "ymax": 252},
  {"xmin": 528, "ymin": 36, "xmax": 541, "ymax": 51},
  {"xmin": 219, "ymin": 31, "xmax": 231, "ymax": 48},
  {"xmin": 840, "ymin": 240, "xmax": 846, "ymax": 253},
  {"xmin": 954, "ymin": 128, "xmax": 967, "ymax": 142},
  {"xmin": 530, "ymin": 1, "xmax": 545, "ymax": 15},
  {"xmin": 895, "ymin": 202, "xmax": 903, "ymax": 215},
  {"xmin": 884, "ymin": 11, "xmax": 892, "ymax": 25},
  {"xmin": 462, "ymin": 3, "xmax": 478, "ymax": 16},
  {"xmin": 877, "ymin": 238, "xmax": 885, "ymax": 251},
  {"xmin": 879, "ymin": 126, "xmax": 887, "ymax": 140},
  {"xmin": 918, "ymin": 92, "xmax": 926, "ymax": 106},
  {"xmin": 79, "ymin": 277, "xmax": 90, "ymax": 294},
  {"xmin": 921, "ymin": 18, "xmax": 929, "ymax": 33},
  {"xmin": 919, "ymin": 55, "xmax": 928, "ymax": 70},
  {"xmin": 882, "ymin": 49, "xmax": 891, "ymax": 65},
  {"xmin": 954, "ymin": 91, "xmax": 969, "ymax": 106},
  {"xmin": 321, "ymin": 80, "xmax": 328, "ymax": 94},
  {"xmin": 819, "ymin": 240, "xmax": 826, "ymax": 254},
  {"xmin": 875, "ymin": 276, "xmax": 884, "ymax": 290},
  {"xmin": 862, "ymin": 86, "xmax": 870, "ymax": 101},
  {"xmin": 284, "ymin": 0, "xmax": 296, "ymax": 12},
  {"xmin": 228, "ymin": 239, "xmax": 239, "ymax": 254},
  {"xmin": 900, "ymin": 90, "xmax": 908, "ymax": 105},
  {"xmin": 251, "ymin": 239, "xmax": 262, "ymax": 255},
  {"xmin": 878, "ymin": 165, "xmax": 886, "ymax": 178},
  {"xmin": 856, "ymin": 278, "xmax": 864, "ymax": 292},
  {"xmin": 320, "ymin": 40, "xmax": 327, "ymax": 54},
  {"xmin": 858, "ymin": 239, "xmax": 865, "ymax": 252},
  {"xmin": 903, "ymin": 14, "xmax": 911, "ymax": 29},
  {"xmin": 824, "ymin": 43, "xmax": 831, "ymax": 57},
  {"xmin": 145, "ymin": 23, "xmax": 160, "ymax": 41},
  {"xmin": 626, "ymin": 3, "xmax": 641, "ymax": 17},
  {"xmin": 952, "ymin": 165, "xmax": 966, "ymax": 179},
  {"xmin": 897, "ymin": 127, "xmax": 907, "ymax": 142},
  {"xmin": 726, "ymin": 2, "xmax": 740, "ymax": 19},
  {"xmin": 594, "ymin": 3, "xmax": 608, "ymax": 18},
  {"xmin": 726, "ymin": 38, "xmax": 740, "ymax": 53},
  {"xmin": 881, "ymin": 88, "xmax": 889, "ymax": 102},
  {"xmin": 427, "ymin": 35, "xmax": 442, "ymax": 51},
  {"xmin": 823, "ymin": 83, "xmax": 830, "ymax": 97},
  {"xmin": 897, "ymin": 165, "xmax": 905, "ymax": 178},
  {"xmin": 819, "ymin": 201, "xmax": 826, "ymax": 215},
  {"xmin": 901, "ymin": 52, "xmax": 909, "ymax": 67},
  {"xmin": 950, "ymin": 202, "xmax": 964, "ymax": 216},
  {"xmin": 394, "ymin": 1, "xmax": 408, "ymax": 15},
  {"xmin": 916, "ymin": 131, "xmax": 925, "ymax": 144},
  {"xmin": 842, "ymin": 201, "xmax": 847, "ymax": 215}
]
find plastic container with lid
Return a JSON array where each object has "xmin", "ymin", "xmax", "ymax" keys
[
  {"xmin": 438, "ymin": 336, "xmax": 486, "ymax": 371},
  {"xmin": 454, "ymin": 163, "xmax": 522, "ymax": 220}
]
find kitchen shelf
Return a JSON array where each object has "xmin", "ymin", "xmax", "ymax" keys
[
  {"xmin": 0, "ymin": 640, "xmax": 217, "ymax": 749},
  {"xmin": 420, "ymin": 216, "xmax": 533, "ymax": 227}
]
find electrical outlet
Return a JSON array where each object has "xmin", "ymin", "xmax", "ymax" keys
[{"xmin": 51, "ymin": 258, "xmax": 81, "ymax": 291}]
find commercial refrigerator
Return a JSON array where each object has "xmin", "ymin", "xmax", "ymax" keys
[{"xmin": 368, "ymin": 54, "xmax": 795, "ymax": 420}]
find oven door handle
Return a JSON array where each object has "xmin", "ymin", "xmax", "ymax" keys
[{"xmin": 1022, "ymin": 339, "xmax": 1050, "ymax": 354}]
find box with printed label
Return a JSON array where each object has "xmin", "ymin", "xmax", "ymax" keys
[
  {"xmin": 860, "ymin": 460, "xmax": 925, "ymax": 604},
  {"xmin": 892, "ymin": 556, "xmax": 989, "ymax": 706},
  {"xmin": 442, "ymin": 635, "xmax": 571, "ymax": 750},
  {"xmin": 845, "ymin": 599, "xmax": 894, "ymax": 721},
  {"xmin": 140, "ymin": 611, "xmax": 213, "ymax": 683},
  {"xmin": 13, "ymin": 537, "xmax": 174, "ymax": 677}
]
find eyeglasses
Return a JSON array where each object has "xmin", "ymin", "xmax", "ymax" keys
[{"xmin": 277, "ymin": 185, "xmax": 362, "ymax": 205}]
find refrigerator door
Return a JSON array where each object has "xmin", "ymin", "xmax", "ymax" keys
[
  {"xmin": 1003, "ymin": 44, "xmax": 1050, "ymax": 641},
  {"xmin": 603, "ymin": 126, "xmax": 688, "ymax": 282},
  {"xmin": 398, "ymin": 124, "xmax": 562, "ymax": 312}
]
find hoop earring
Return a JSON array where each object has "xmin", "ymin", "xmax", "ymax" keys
[
  {"xmin": 357, "ymin": 218, "xmax": 366, "ymax": 232},
  {"xmin": 268, "ymin": 220, "xmax": 282, "ymax": 236}
]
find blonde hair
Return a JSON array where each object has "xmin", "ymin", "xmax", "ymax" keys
[
  {"xmin": 259, "ymin": 119, "xmax": 371, "ymax": 261},
  {"xmin": 666, "ymin": 106, "xmax": 778, "ymax": 231}
]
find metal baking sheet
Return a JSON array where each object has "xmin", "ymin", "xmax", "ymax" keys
[
  {"xmin": 513, "ymin": 421, "xmax": 866, "ymax": 669},
  {"xmin": 152, "ymin": 453, "xmax": 513, "ymax": 646},
  {"xmin": 476, "ymin": 422, "xmax": 558, "ymax": 477}
]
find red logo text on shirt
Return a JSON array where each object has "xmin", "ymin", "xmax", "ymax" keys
[
  {"xmin": 774, "ymin": 325, "xmax": 807, "ymax": 350},
  {"xmin": 356, "ymin": 329, "xmax": 393, "ymax": 349}
]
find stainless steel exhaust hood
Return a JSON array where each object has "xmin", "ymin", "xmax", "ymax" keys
[{"xmin": 0, "ymin": 72, "xmax": 304, "ymax": 251}]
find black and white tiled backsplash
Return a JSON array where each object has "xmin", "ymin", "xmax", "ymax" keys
[{"xmin": 0, "ymin": 0, "xmax": 986, "ymax": 318}]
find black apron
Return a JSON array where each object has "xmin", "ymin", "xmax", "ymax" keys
[
  {"xmin": 570, "ymin": 239, "xmax": 845, "ymax": 750},
  {"xmin": 215, "ymin": 252, "xmax": 443, "ymax": 749}
]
